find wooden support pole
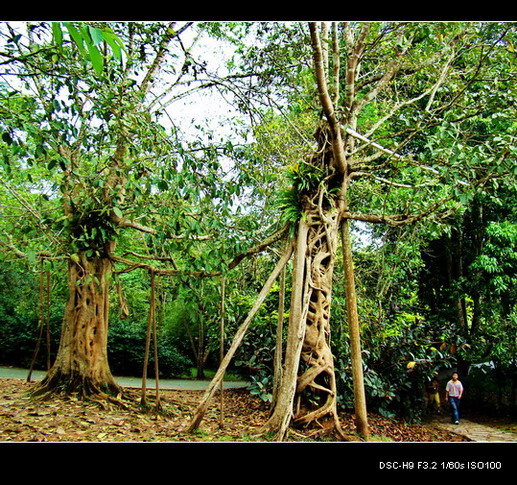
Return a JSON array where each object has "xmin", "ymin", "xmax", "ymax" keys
[
  {"xmin": 141, "ymin": 269, "xmax": 160, "ymax": 408},
  {"xmin": 151, "ymin": 271, "xmax": 161, "ymax": 410},
  {"xmin": 187, "ymin": 241, "xmax": 293, "ymax": 432},
  {"xmin": 219, "ymin": 276, "xmax": 225, "ymax": 428},
  {"xmin": 27, "ymin": 261, "xmax": 45, "ymax": 383}
]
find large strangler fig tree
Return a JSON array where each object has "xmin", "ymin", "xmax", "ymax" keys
[
  {"xmin": 265, "ymin": 21, "xmax": 515, "ymax": 440},
  {"xmin": 188, "ymin": 21, "xmax": 515, "ymax": 441}
]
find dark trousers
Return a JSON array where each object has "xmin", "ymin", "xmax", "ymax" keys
[{"xmin": 449, "ymin": 396, "xmax": 460, "ymax": 423}]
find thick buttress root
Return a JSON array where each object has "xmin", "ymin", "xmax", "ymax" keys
[{"xmin": 31, "ymin": 369, "xmax": 122, "ymax": 401}]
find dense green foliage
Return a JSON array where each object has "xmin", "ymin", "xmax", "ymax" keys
[
  {"xmin": 0, "ymin": 21, "xmax": 515, "ymax": 419},
  {"xmin": 0, "ymin": 263, "xmax": 60, "ymax": 369}
]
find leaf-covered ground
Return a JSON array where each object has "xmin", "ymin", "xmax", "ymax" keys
[{"xmin": 0, "ymin": 378, "xmax": 469, "ymax": 442}]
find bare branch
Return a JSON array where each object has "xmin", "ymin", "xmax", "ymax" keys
[
  {"xmin": 331, "ymin": 22, "xmax": 340, "ymax": 106},
  {"xmin": 111, "ymin": 223, "xmax": 290, "ymax": 277},
  {"xmin": 139, "ymin": 22, "xmax": 194, "ymax": 97},
  {"xmin": 344, "ymin": 22, "xmax": 370, "ymax": 115},
  {"xmin": 352, "ymin": 30, "xmax": 414, "ymax": 118},
  {"xmin": 351, "ymin": 171, "xmax": 436, "ymax": 189},
  {"xmin": 309, "ymin": 22, "xmax": 347, "ymax": 174},
  {"xmin": 0, "ymin": 231, "xmax": 57, "ymax": 260},
  {"xmin": 227, "ymin": 223, "xmax": 290, "ymax": 270},
  {"xmin": 121, "ymin": 251, "xmax": 178, "ymax": 269},
  {"xmin": 112, "ymin": 215, "xmax": 212, "ymax": 240},
  {"xmin": 344, "ymin": 196, "xmax": 458, "ymax": 227},
  {"xmin": 344, "ymin": 126, "xmax": 470, "ymax": 187},
  {"xmin": 110, "ymin": 254, "xmax": 218, "ymax": 277}
]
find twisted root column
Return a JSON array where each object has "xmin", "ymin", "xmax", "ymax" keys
[
  {"xmin": 264, "ymin": 194, "xmax": 345, "ymax": 439},
  {"xmin": 264, "ymin": 121, "xmax": 345, "ymax": 439},
  {"xmin": 293, "ymin": 193, "xmax": 343, "ymax": 430}
]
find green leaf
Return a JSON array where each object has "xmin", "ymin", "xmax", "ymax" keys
[
  {"xmin": 102, "ymin": 31, "xmax": 123, "ymax": 60},
  {"xmin": 51, "ymin": 22, "xmax": 63, "ymax": 46},
  {"xmin": 113, "ymin": 207, "xmax": 123, "ymax": 218},
  {"xmin": 64, "ymin": 23, "xmax": 87, "ymax": 57},
  {"xmin": 157, "ymin": 179, "xmax": 169, "ymax": 191},
  {"xmin": 87, "ymin": 43, "xmax": 104, "ymax": 75},
  {"xmin": 88, "ymin": 26, "xmax": 104, "ymax": 46}
]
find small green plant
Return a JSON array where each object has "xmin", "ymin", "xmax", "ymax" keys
[
  {"xmin": 275, "ymin": 160, "xmax": 329, "ymax": 225},
  {"xmin": 276, "ymin": 186, "xmax": 302, "ymax": 224}
]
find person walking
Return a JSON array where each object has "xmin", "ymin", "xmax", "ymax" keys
[
  {"xmin": 425, "ymin": 375, "xmax": 441, "ymax": 414},
  {"xmin": 445, "ymin": 372, "xmax": 463, "ymax": 424}
]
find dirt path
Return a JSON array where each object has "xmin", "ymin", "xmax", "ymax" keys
[{"xmin": 434, "ymin": 416, "xmax": 517, "ymax": 442}]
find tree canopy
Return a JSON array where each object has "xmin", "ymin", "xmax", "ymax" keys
[{"xmin": 0, "ymin": 21, "xmax": 515, "ymax": 439}]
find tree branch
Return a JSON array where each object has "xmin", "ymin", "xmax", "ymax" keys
[
  {"xmin": 0, "ymin": 232, "xmax": 58, "ymax": 260},
  {"xmin": 343, "ymin": 196, "xmax": 458, "ymax": 227},
  {"xmin": 111, "ymin": 223, "xmax": 290, "ymax": 276},
  {"xmin": 112, "ymin": 215, "xmax": 212, "ymax": 240},
  {"xmin": 227, "ymin": 223, "xmax": 290, "ymax": 270},
  {"xmin": 344, "ymin": 22, "xmax": 370, "ymax": 116},
  {"xmin": 110, "ymin": 254, "xmax": 218, "ymax": 277},
  {"xmin": 139, "ymin": 22, "xmax": 194, "ymax": 97},
  {"xmin": 352, "ymin": 31, "xmax": 414, "ymax": 118},
  {"xmin": 344, "ymin": 126, "xmax": 470, "ymax": 187},
  {"xmin": 0, "ymin": 179, "xmax": 62, "ymax": 247},
  {"xmin": 309, "ymin": 22, "xmax": 347, "ymax": 174}
]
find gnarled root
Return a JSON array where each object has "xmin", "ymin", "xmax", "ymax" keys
[
  {"xmin": 292, "ymin": 192, "xmax": 345, "ymax": 438},
  {"xmin": 31, "ymin": 369, "xmax": 123, "ymax": 403}
]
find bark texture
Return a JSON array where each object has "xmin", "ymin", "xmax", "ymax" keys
[
  {"xmin": 264, "ymin": 123, "xmax": 345, "ymax": 440},
  {"xmin": 263, "ymin": 219, "xmax": 309, "ymax": 439},
  {"xmin": 32, "ymin": 252, "xmax": 121, "ymax": 399},
  {"xmin": 294, "ymin": 187, "xmax": 341, "ymax": 427},
  {"xmin": 341, "ymin": 219, "xmax": 369, "ymax": 437}
]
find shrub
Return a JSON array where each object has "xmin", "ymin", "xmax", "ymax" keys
[{"xmin": 108, "ymin": 317, "xmax": 192, "ymax": 378}]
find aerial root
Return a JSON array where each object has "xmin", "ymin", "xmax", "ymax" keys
[
  {"xmin": 292, "ymin": 195, "xmax": 342, "ymax": 433},
  {"xmin": 90, "ymin": 392, "xmax": 130, "ymax": 410}
]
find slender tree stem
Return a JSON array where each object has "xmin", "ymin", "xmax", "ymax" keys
[
  {"xmin": 187, "ymin": 241, "xmax": 294, "ymax": 432},
  {"xmin": 341, "ymin": 218, "xmax": 369, "ymax": 438}
]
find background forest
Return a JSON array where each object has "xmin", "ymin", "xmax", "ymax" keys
[{"xmin": 0, "ymin": 21, "xmax": 515, "ymax": 427}]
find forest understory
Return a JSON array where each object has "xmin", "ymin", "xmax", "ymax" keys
[{"xmin": 0, "ymin": 378, "xmax": 474, "ymax": 443}]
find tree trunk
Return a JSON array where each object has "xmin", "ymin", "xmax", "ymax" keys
[
  {"xmin": 341, "ymin": 218, "xmax": 369, "ymax": 437},
  {"xmin": 293, "ymin": 197, "xmax": 341, "ymax": 429},
  {"xmin": 265, "ymin": 187, "xmax": 345, "ymax": 440},
  {"xmin": 32, "ymin": 252, "xmax": 121, "ymax": 399},
  {"xmin": 263, "ymin": 218, "xmax": 309, "ymax": 440}
]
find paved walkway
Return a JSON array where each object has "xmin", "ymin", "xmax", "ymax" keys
[
  {"xmin": 434, "ymin": 417, "xmax": 517, "ymax": 443},
  {"xmin": 0, "ymin": 366, "xmax": 248, "ymax": 391}
]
